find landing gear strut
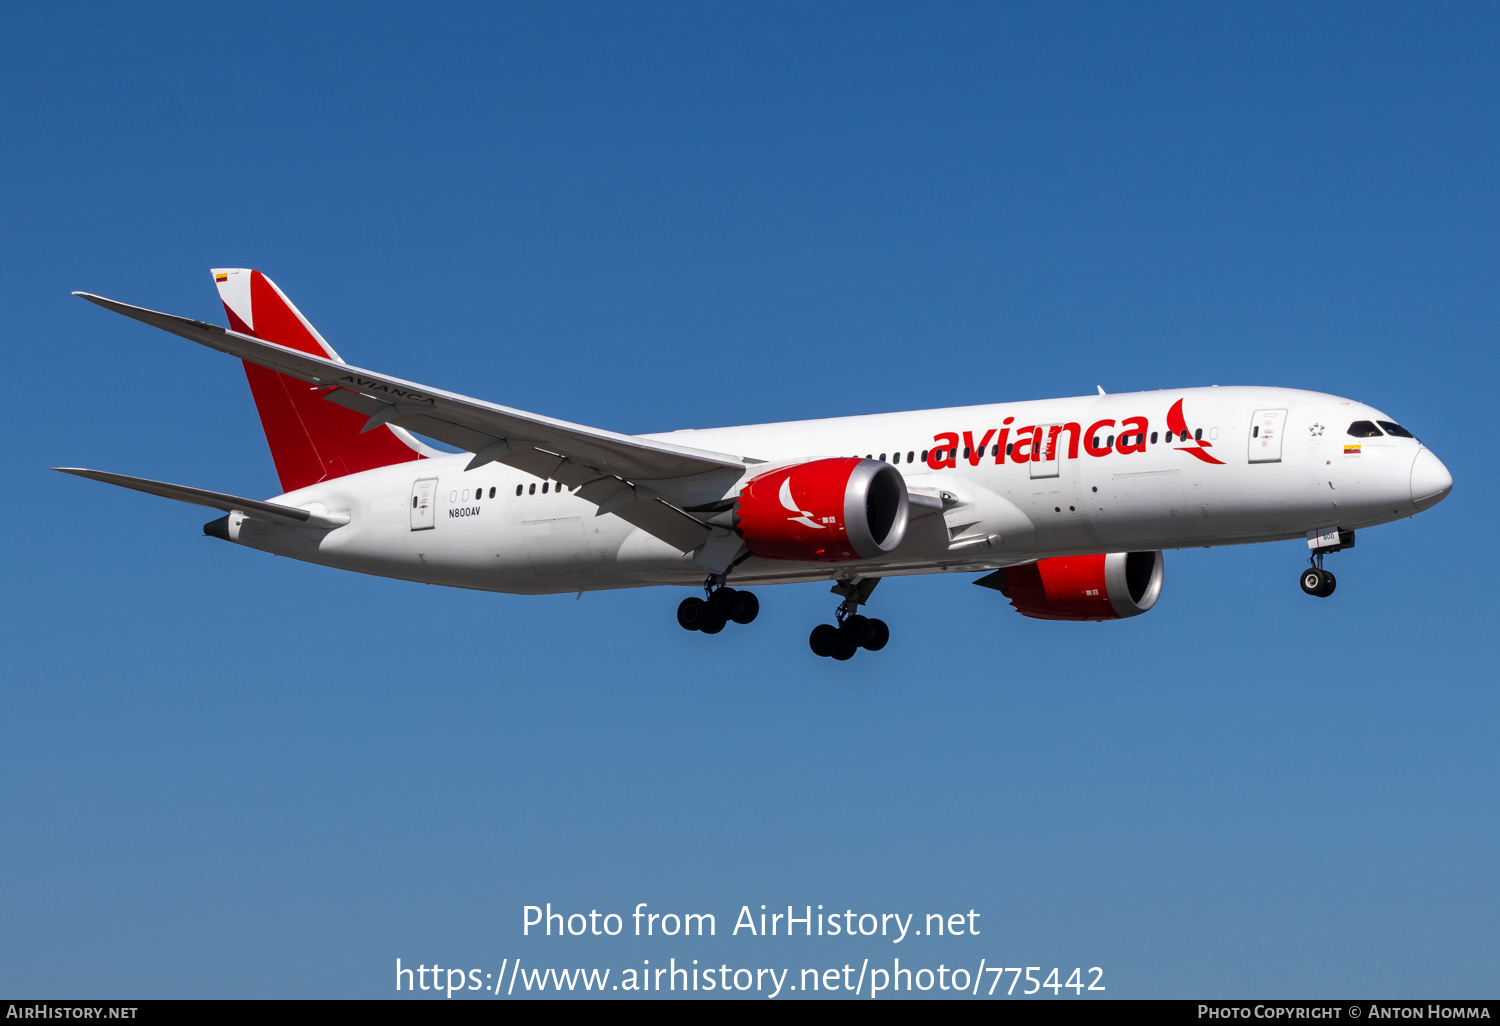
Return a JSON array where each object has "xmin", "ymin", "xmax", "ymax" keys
[
  {"xmin": 677, "ymin": 575, "xmax": 759, "ymax": 634},
  {"xmin": 809, "ymin": 578, "xmax": 889, "ymax": 660},
  {"xmin": 1300, "ymin": 531, "xmax": 1353, "ymax": 598}
]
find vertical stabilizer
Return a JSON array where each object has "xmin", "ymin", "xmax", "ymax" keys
[{"xmin": 211, "ymin": 268, "xmax": 423, "ymax": 493}]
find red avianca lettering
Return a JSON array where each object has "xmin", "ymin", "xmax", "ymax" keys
[{"xmin": 927, "ymin": 398, "xmax": 1219, "ymax": 468}]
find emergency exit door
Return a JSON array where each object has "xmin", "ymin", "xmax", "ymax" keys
[
  {"xmin": 1248, "ymin": 409, "xmax": 1287, "ymax": 463},
  {"xmin": 1030, "ymin": 425, "xmax": 1061, "ymax": 478},
  {"xmin": 410, "ymin": 477, "xmax": 438, "ymax": 530}
]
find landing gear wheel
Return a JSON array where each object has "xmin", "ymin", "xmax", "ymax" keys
[
  {"xmin": 730, "ymin": 590, "xmax": 759, "ymax": 625},
  {"xmin": 677, "ymin": 596, "xmax": 710, "ymax": 630},
  {"xmin": 708, "ymin": 587, "xmax": 740, "ymax": 619},
  {"xmin": 842, "ymin": 615, "xmax": 875, "ymax": 649},
  {"xmin": 809, "ymin": 624, "xmax": 839, "ymax": 658},
  {"xmin": 1300, "ymin": 568, "xmax": 1326, "ymax": 596},
  {"xmin": 1317, "ymin": 570, "xmax": 1337, "ymax": 597},
  {"xmin": 863, "ymin": 618, "xmax": 890, "ymax": 651},
  {"xmin": 831, "ymin": 644, "xmax": 858, "ymax": 661},
  {"xmin": 699, "ymin": 615, "xmax": 727, "ymax": 635}
]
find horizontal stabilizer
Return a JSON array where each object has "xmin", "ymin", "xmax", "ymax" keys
[{"xmin": 53, "ymin": 468, "xmax": 349, "ymax": 529}]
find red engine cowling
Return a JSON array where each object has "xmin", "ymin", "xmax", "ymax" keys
[
  {"xmin": 978, "ymin": 551, "xmax": 1164, "ymax": 620},
  {"xmin": 734, "ymin": 457, "xmax": 909, "ymax": 562}
]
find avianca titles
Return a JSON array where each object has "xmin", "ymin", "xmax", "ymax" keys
[{"xmin": 61, "ymin": 269, "xmax": 1453, "ymax": 660}]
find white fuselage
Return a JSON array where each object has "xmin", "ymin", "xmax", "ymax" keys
[{"xmin": 217, "ymin": 386, "xmax": 1442, "ymax": 595}]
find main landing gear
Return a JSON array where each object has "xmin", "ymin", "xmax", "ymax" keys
[
  {"xmin": 677, "ymin": 577, "xmax": 759, "ymax": 634},
  {"xmin": 1299, "ymin": 530, "xmax": 1353, "ymax": 598},
  {"xmin": 809, "ymin": 578, "xmax": 889, "ymax": 661}
]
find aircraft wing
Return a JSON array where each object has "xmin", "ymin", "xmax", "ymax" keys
[
  {"xmin": 75, "ymin": 292, "xmax": 750, "ymax": 552},
  {"xmin": 53, "ymin": 468, "xmax": 351, "ymax": 529}
]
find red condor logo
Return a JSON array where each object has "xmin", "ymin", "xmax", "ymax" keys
[
  {"xmin": 1164, "ymin": 398, "xmax": 1224, "ymax": 465},
  {"xmin": 925, "ymin": 397, "xmax": 1223, "ymax": 469}
]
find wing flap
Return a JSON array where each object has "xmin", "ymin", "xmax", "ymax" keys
[{"xmin": 609, "ymin": 497, "xmax": 714, "ymax": 552}]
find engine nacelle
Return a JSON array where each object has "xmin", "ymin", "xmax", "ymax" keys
[
  {"xmin": 979, "ymin": 551, "xmax": 1164, "ymax": 620},
  {"xmin": 734, "ymin": 457, "xmax": 909, "ymax": 562}
]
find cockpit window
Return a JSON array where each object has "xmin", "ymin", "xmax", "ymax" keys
[
  {"xmin": 1347, "ymin": 421, "xmax": 1383, "ymax": 438},
  {"xmin": 1377, "ymin": 420, "xmax": 1414, "ymax": 438}
]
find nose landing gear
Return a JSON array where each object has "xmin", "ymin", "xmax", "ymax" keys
[
  {"xmin": 677, "ymin": 575, "xmax": 759, "ymax": 634},
  {"xmin": 1299, "ymin": 530, "xmax": 1353, "ymax": 598},
  {"xmin": 1300, "ymin": 565, "xmax": 1337, "ymax": 597},
  {"xmin": 809, "ymin": 577, "xmax": 889, "ymax": 660}
]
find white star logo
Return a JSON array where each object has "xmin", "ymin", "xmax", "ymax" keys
[{"xmin": 1309, "ymin": 423, "xmax": 1325, "ymax": 437}]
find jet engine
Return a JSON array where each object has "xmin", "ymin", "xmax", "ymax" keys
[
  {"xmin": 977, "ymin": 551, "xmax": 1164, "ymax": 620},
  {"xmin": 734, "ymin": 457, "xmax": 909, "ymax": 562}
]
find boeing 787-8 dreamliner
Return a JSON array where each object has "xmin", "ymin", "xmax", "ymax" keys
[{"xmin": 61, "ymin": 269, "xmax": 1452, "ymax": 659}]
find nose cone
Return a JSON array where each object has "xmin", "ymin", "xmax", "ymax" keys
[{"xmin": 1410, "ymin": 448, "xmax": 1453, "ymax": 511}]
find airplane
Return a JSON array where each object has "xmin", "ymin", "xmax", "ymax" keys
[{"xmin": 60, "ymin": 269, "xmax": 1453, "ymax": 660}]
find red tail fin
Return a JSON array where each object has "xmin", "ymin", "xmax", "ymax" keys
[{"xmin": 212, "ymin": 268, "xmax": 423, "ymax": 493}]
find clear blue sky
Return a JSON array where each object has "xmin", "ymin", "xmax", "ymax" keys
[{"xmin": 1, "ymin": 2, "xmax": 1495, "ymax": 999}]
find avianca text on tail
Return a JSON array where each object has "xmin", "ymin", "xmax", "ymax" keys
[{"xmin": 61, "ymin": 268, "xmax": 1452, "ymax": 659}]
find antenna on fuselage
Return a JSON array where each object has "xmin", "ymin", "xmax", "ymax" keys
[{"xmin": 1097, "ymin": 385, "xmax": 1106, "ymax": 395}]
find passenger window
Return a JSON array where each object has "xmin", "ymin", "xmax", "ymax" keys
[
  {"xmin": 1347, "ymin": 420, "xmax": 1383, "ymax": 438},
  {"xmin": 1106, "ymin": 435, "xmax": 1114, "ymax": 447},
  {"xmin": 921, "ymin": 450, "xmax": 929, "ymax": 462},
  {"xmin": 962, "ymin": 447, "xmax": 971, "ymax": 459},
  {"xmin": 515, "ymin": 485, "xmax": 522, "ymax": 496},
  {"xmin": 528, "ymin": 483, "xmax": 536, "ymax": 494},
  {"xmin": 879, "ymin": 453, "xmax": 886, "ymax": 462},
  {"xmin": 542, "ymin": 482, "xmax": 549, "ymax": 494},
  {"xmin": 1150, "ymin": 431, "xmax": 1158, "ymax": 444},
  {"xmin": 991, "ymin": 444, "xmax": 999, "ymax": 457},
  {"xmin": 1194, "ymin": 428, "xmax": 1202, "ymax": 441},
  {"xmin": 907, "ymin": 451, "xmax": 914, "ymax": 463},
  {"xmin": 1377, "ymin": 421, "xmax": 1414, "ymax": 438},
  {"xmin": 892, "ymin": 452, "xmax": 900, "ymax": 464},
  {"xmin": 1006, "ymin": 442, "xmax": 1013, "ymax": 455},
  {"xmin": 489, "ymin": 487, "xmax": 496, "ymax": 499}
]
